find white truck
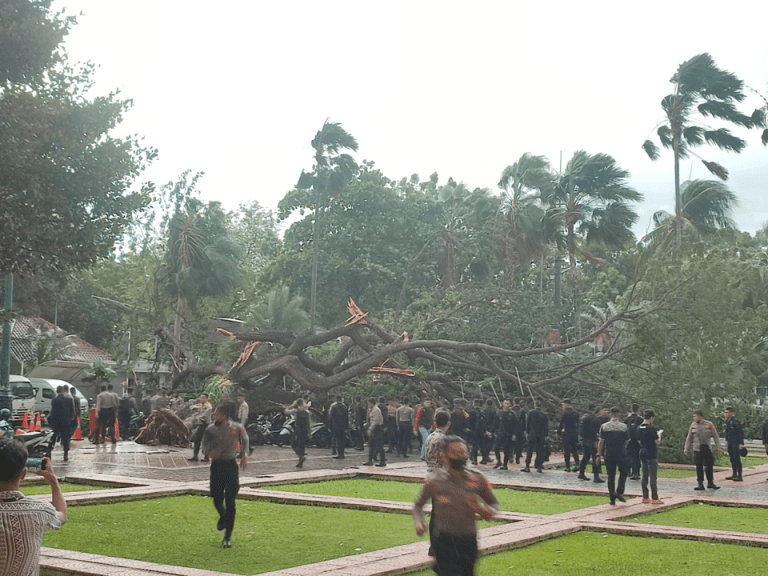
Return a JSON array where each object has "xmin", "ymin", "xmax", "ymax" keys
[{"xmin": 9, "ymin": 374, "xmax": 36, "ymax": 425}]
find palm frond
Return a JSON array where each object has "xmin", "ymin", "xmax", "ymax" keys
[
  {"xmin": 657, "ymin": 126, "xmax": 673, "ymax": 148},
  {"xmin": 680, "ymin": 179, "xmax": 737, "ymax": 232},
  {"xmin": 703, "ymin": 128, "xmax": 747, "ymax": 153},
  {"xmin": 682, "ymin": 125, "xmax": 704, "ymax": 146},
  {"xmin": 762, "ymin": 128, "xmax": 768, "ymax": 146},
  {"xmin": 697, "ymin": 100, "xmax": 753, "ymax": 127},
  {"xmin": 702, "ymin": 160, "xmax": 729, "ymax": 180},
  {"xmin": 642, "ymin": 139, "xmax": 660, "ymax": 160}
]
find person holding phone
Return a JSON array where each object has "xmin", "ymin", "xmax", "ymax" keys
[{"xmin": 0, "ymin": 438, "xmax": 66, "ymax": 576}]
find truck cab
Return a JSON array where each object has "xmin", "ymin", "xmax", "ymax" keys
[{"xmin": 9, "ymin": 375, "xmax": 35, "ymax": 424}]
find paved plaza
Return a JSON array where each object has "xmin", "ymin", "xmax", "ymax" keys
[{"xmin": 29, "ymin": 438, "xmax": 768, "ymax": 576}]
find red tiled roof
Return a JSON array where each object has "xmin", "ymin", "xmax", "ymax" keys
[{"xmin": 1, "ymin": 316, "xmax": 112, "ymax": 365}]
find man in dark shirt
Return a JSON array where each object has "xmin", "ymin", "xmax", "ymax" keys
[
  {"xmin": 512, "ymin": 398, "xmax": 527, "ymax": 464},
  {"xmin": 482, "ymin": 399, "xmax": 497, "ymax": 465},
  {"xmin": 557, "ymin": 399, "xmax": 580, "ymax": 472},
  {"xmin": 598, "ymin": 407, "xmax": 629, "ymax": 505},
  {"xmin": 49, "ymin": 386, "xmax": 74, "ymax": 462},
  {"xmin": 352, "ymin": 396, "xmax": 367, "ymax": 450},
  {"xmin": 523, "ymin": 406, "xmax": 548, "ymax": 473},
  {"xmin": 285, "ymin": 398, "xmax": 311, "ymax": 468},
  {"xmin": 450, "ymin": 399, "xmax": 470, "ymax": 442},
  {"xmin": 328, "ymin": 395, "xmax": 349, "ymax": 459},
  {"xmin": 724, "ymin": 407, "xmax": 745, "ymax": 482},
  {"xmin": 637, "ymin": 409, "xmax": 663, "ymax": 503},
  {"xmin": 467, "ymin": 399, "xmax": 486, "ymax": 465},
  {"xmin": 494, "ymin": 399, "xmax": 517, "ymax": 470},
  {"xmin": 578, "ymin": 406, "xmax": 608, "ymax": 483},
  {"xmin": 625, "ymin": 403, "xmax": 644, "ymax": 480}
]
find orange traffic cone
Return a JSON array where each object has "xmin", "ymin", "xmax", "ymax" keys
[
  {"xmin": 15, "ymin": 428, "xmax": 24, "ymax": 435},
  {"xmin": 21, "ymin": 412, "xmax": 29, "ymax": 430},
  {"xmin": 73, "ymin": 417, "xmax": 83, "ymax": 440},
  {"xmin": 114, "ymin": 418, "xmax": 120, "ymax": 441},
  {"xmin": 33, "ymin": 412, "xmax": 42, "ymax": 431}
]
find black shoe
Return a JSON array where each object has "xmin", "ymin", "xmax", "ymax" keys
[
  {"xmin": 333, "ymin": 455, "xmax": 345, "ymax": 459},
  {"xmin": 201, "ymin": 457, "xmax": 210, "ymax": 462},
  {"xmin": 564, "ymin": 466, "xmax": 571, "ymax": 472},
  {"xmin": 577, "ymin": 474, "xmax": 589, "ymax": 480},
  {"xmin": 375, "ymin": 462, "xmax": 386, "ymax": 467},
  {"xmin": 536, "ymin": 467, "xmax": 543, "ymax": 473},
  {"xmin": 402, "ymin": 454, "xmax": 409, "ymax": 458},
  {"xmin": 630, "ymin": 475, "xmax": 640, "ymax": 481},
  {"xmin": 616, "ymin": 495, "xmax": 626, "ymax": 503},
  {"xmin": 521, "ymin": 467, "xmax": 530, "ymax": 473},
  {"xmin": 725, "ymin": 475, "xmax": 735, "ymax": 480},
  {"xmin": 222, "ymin": 536, "xmax": 232, "ymax": 548},
  {"xmin": 187, "ymin": 456, "xmax": 199, "ymax": 462},
  {"xmin": 609, "ymin": 499, "xmax": 616, "ymax": 505},
  {"xmin": 734, "ymin": 476, "xmax": 743, "ymax": 482},
  {"xmin": 217, "ymin": 517, "xmax": 225, "ymax": 531},
  {"xmin": 363, "ymin": 461, "xmax": 374, "ymax": 466},
  {"xmin": 479, "ymin": 460, "xmax": 489, "ymax": 465},
  {"xmin": 694, "ymin": 484, "xmax": 705, "ymax": 491},
  {"xmin": 493, "ymin": 462, "xmax": 501, "ymax": 469},
  {"xmin": 593, "ymin": 477, "xmax": 605, "ymax": 484},
  {"xmin": 707, "ymin": 484, "xmax": 720, "ymax": 490}
]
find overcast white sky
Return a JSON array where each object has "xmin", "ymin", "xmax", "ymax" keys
[{"xmin": 57, "ymin": 1, "xmax": 768, "ymax": 238}]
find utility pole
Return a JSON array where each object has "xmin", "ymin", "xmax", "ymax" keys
[{"xmin": 0, "ymin": 274, "xmax": 14, "ymax": 412}]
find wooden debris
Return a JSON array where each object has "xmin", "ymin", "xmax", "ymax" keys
[
  {"xmin": 134, "ymin": 409, "xmax": 190, "ymax": 447},
  {"xmin": 344, "ymin": 299, "xmax": 368, "ymax": 326}
]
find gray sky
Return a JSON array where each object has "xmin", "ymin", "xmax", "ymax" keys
[{"xmin": 58, "ymin": 0, "xmax": 768, "ymax": 238}]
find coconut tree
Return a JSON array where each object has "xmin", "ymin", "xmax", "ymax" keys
[
  {"xmin": 497, "ymin": 153, "xmax": 552, "ymax": 291},
  {"xmin": 643, "ymin": 179, "xmax": 737, "ymax": 249},
  {"xmin": 544, "ymin": 151, "xmax": 642, "ymax": 336},
  {"xmin": 295, "ymin": 120, "xmax": 358, "ymax": 331},
  {"xmin": 642, "ymin": 53, "xmax": 762, "ymax": 248}
]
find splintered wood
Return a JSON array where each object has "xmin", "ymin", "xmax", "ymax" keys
[{"xmin": 134, "ymin": 409, "xmax": 190, "ymax": 447}]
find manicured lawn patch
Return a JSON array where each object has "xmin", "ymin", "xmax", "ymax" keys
[
  {"xmin": 20, "ymin": 481, "xmax": 111, "ymax": 495},
  {"xmin": 43, "ymin": 495, "xmax": 429, "ymax": 574},
  {"xmin": 623, "ymin": 502, "xmax": 768, "ymax": 534},
  {"xmin": 408, "ymin": 531, "xmax": 768, "ymax": 575},
  {"xmin": 657, "ymin": 467, "xmax": 697, "ymax": 479},
  {"xmin": 268, "ymin": 478, "xmax": 608, "ymax": 514}
]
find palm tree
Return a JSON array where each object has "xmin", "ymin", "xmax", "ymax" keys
[
  {"xmin": 642, "ymin": 53, "xmax": 761, "ymax": 248},
  {"xmin": 251, "ymin": 285, "xmax": 310, "ymax": 333},
  {"xmin": 497, "ymin": 153, "xmax": 552, "ymax": 290},
  {"xmin": 643, "ymin": 179, "xmax": 737, "ymax": 249},
  {"xmin": 544, "ymin": 151, "xmax": 642, "ymax": 335},
  {"xmin": 296, "ymin": 119, "xmax": 358, "ymax": 331},
  {"xmin": 160, "ymin": 193, "xmax": 241, "ymax": 374}
]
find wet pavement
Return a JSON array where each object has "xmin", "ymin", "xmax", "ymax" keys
[{"xmin": 32, "ymin": 438, "xmax": 768, "ymax": 576}]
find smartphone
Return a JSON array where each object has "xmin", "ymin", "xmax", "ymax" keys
[{"xmin": 26, "ymin": 458, "xmax": 47, "ymax": 472}]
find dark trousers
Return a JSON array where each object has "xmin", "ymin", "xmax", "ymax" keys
[
  {"xmin": 292, "ymin": 430, "xmax": 307, "ymax": 460},
  {"xmin": 605, "ymin": 458, "xmax": 627, "ymax": 500},
  {"xmin": 98, "ymin": 408, "xmax": 116, "ymax": 442},
  {"xmin": 497, "ymin": 436, "xmax": 514, "ymax": 466},
  {"xmin": 331, "ymin": 429, "xmax": 347, "ymax": 457},
  {"xmin": 562, "ymin": 433, "xmax": 580, "ymax": 469},
  {"xmin": 369, "ymin": 427, "xmax": 385, "ymax": 464},
  {"xmin": 579, "ymin": 440, "xmax": 602, "ymax": 476},
  {"xmin": 525, "ymin": 436, "xmax": 545, "ymax": 469},
  {"xmin": 210, "ymin": 459, "xmax": 239, "ymax": 537},
  {"xmin": 694, "ymin": 445, "xmax": 715, "ymax": 486},
  {"xmin": 432, "ymin": 531, "xmax": 478, "ymax": 576},
  {"xmin": 627, "ymin": 440, "xmax": 641, "ymax": 476},
  {"xmin": 727, "ymin": 443, "xmax": 742, "ymax": 478},
  {"xmin": 641, "ymin": 457, "xmax": 658, "ymax": 499},
  {"xmin": 52, "ymin": 424, "xmax": 71, "ymax": 454},
  {"xmin": 397, "ymin": 423, "xmax": 412, "ymax": 456},
  {"xmin": 191, "ymin": 423, "xmax": 207, "ymax": 457},
  {"xmin": 469, "ymin": 433, "xmax": 486, "ymax": 463},
  {"xmin": 514, "ymin": 432, "xmax": 526, "ymax": 463}
]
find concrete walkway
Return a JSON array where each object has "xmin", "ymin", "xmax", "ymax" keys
[{"xmin": 33, "ymin": 439, "xmax": 768, "ymax": 576}]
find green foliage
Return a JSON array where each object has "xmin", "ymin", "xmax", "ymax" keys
[
  {"xmin": 81, "ymin": 361, "xmax": 116, "ymax": 383},
  {"xmin": 0, "ymin": 1, "xmax": 155, "ymax": 276},
  {"xmin": 249, "ymin": 285, "xmax": 309, "ymax": 333}
]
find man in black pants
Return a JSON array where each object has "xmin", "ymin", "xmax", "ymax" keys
[
  {"xmin": 285, "ymin": 398, "xmax": 311, "ymax": 468},
  {"xmin": 482, "ymin": 399, "xmax": 497, "ymax": 465},
  {"xmin": 724, "ymin": 407, "xmax": 745, "ymax": 482},
  {"xmin": 684, "ymin": 410, "xmax": 722, "ymax": 491},
  {"xmin": 202, "ymin": 405, "xmax": 248, "ymax": 548},
  {"xmin": 467, "ymin": 399, "xmax": 486, "ymax": 465},
  {"xmin": 625, "ymin": 403, "xmax": 643, "ymax": 480},
  {"xmin": 597, "ymin": 407, "xmax": 629, "ymax": 505},
  {"xmin": 511, "ymin": 398, "xmax": 527, "ymax": 464},
  {"xmin": 557, "ymin": 399, "xmax": 580, "ymax": 472},
  {"xmin": 328, "ymin": 395, "xmax": 348, "ymax": 459},
  {"xmin": 578, "ymin": 406, "xmax": 608, "ymax": 483},
  {"xmin": 522, "ymin": 406, "xmax": 548, "ymax": 473},
  {"xmin": 494, "ymin": 399, "xmax": 516, "ymax": 470},
  {"xmin": 365, "ymin": 397, "xmax": 386, "ymax": 467}
]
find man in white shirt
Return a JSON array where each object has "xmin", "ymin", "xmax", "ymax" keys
[{"xmin": 0, "ymin": 439, "xmax": 66, "ymax": 576}]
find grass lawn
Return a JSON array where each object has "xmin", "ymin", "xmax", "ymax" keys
[
  {"xmin": 407, "ymin": 531, "xmax": 768, "ymax": 575},
  {"xmin": 267, "ymin": 478, "xmax": 608, "ymax": 514},
  {"xmin": 623, "ymin": 502, "xmax": 768, "ymax": 534},
  {"xmin": 657, "ymin": 467, "xmax": 697, "ymax": 479},
  {"xmin": 42, "ymin": 494, "xmax": 431, "ymax": 575},
  {"xmin": 20, "ymin": 481, "xmax": 110, "ymax": 495}
]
